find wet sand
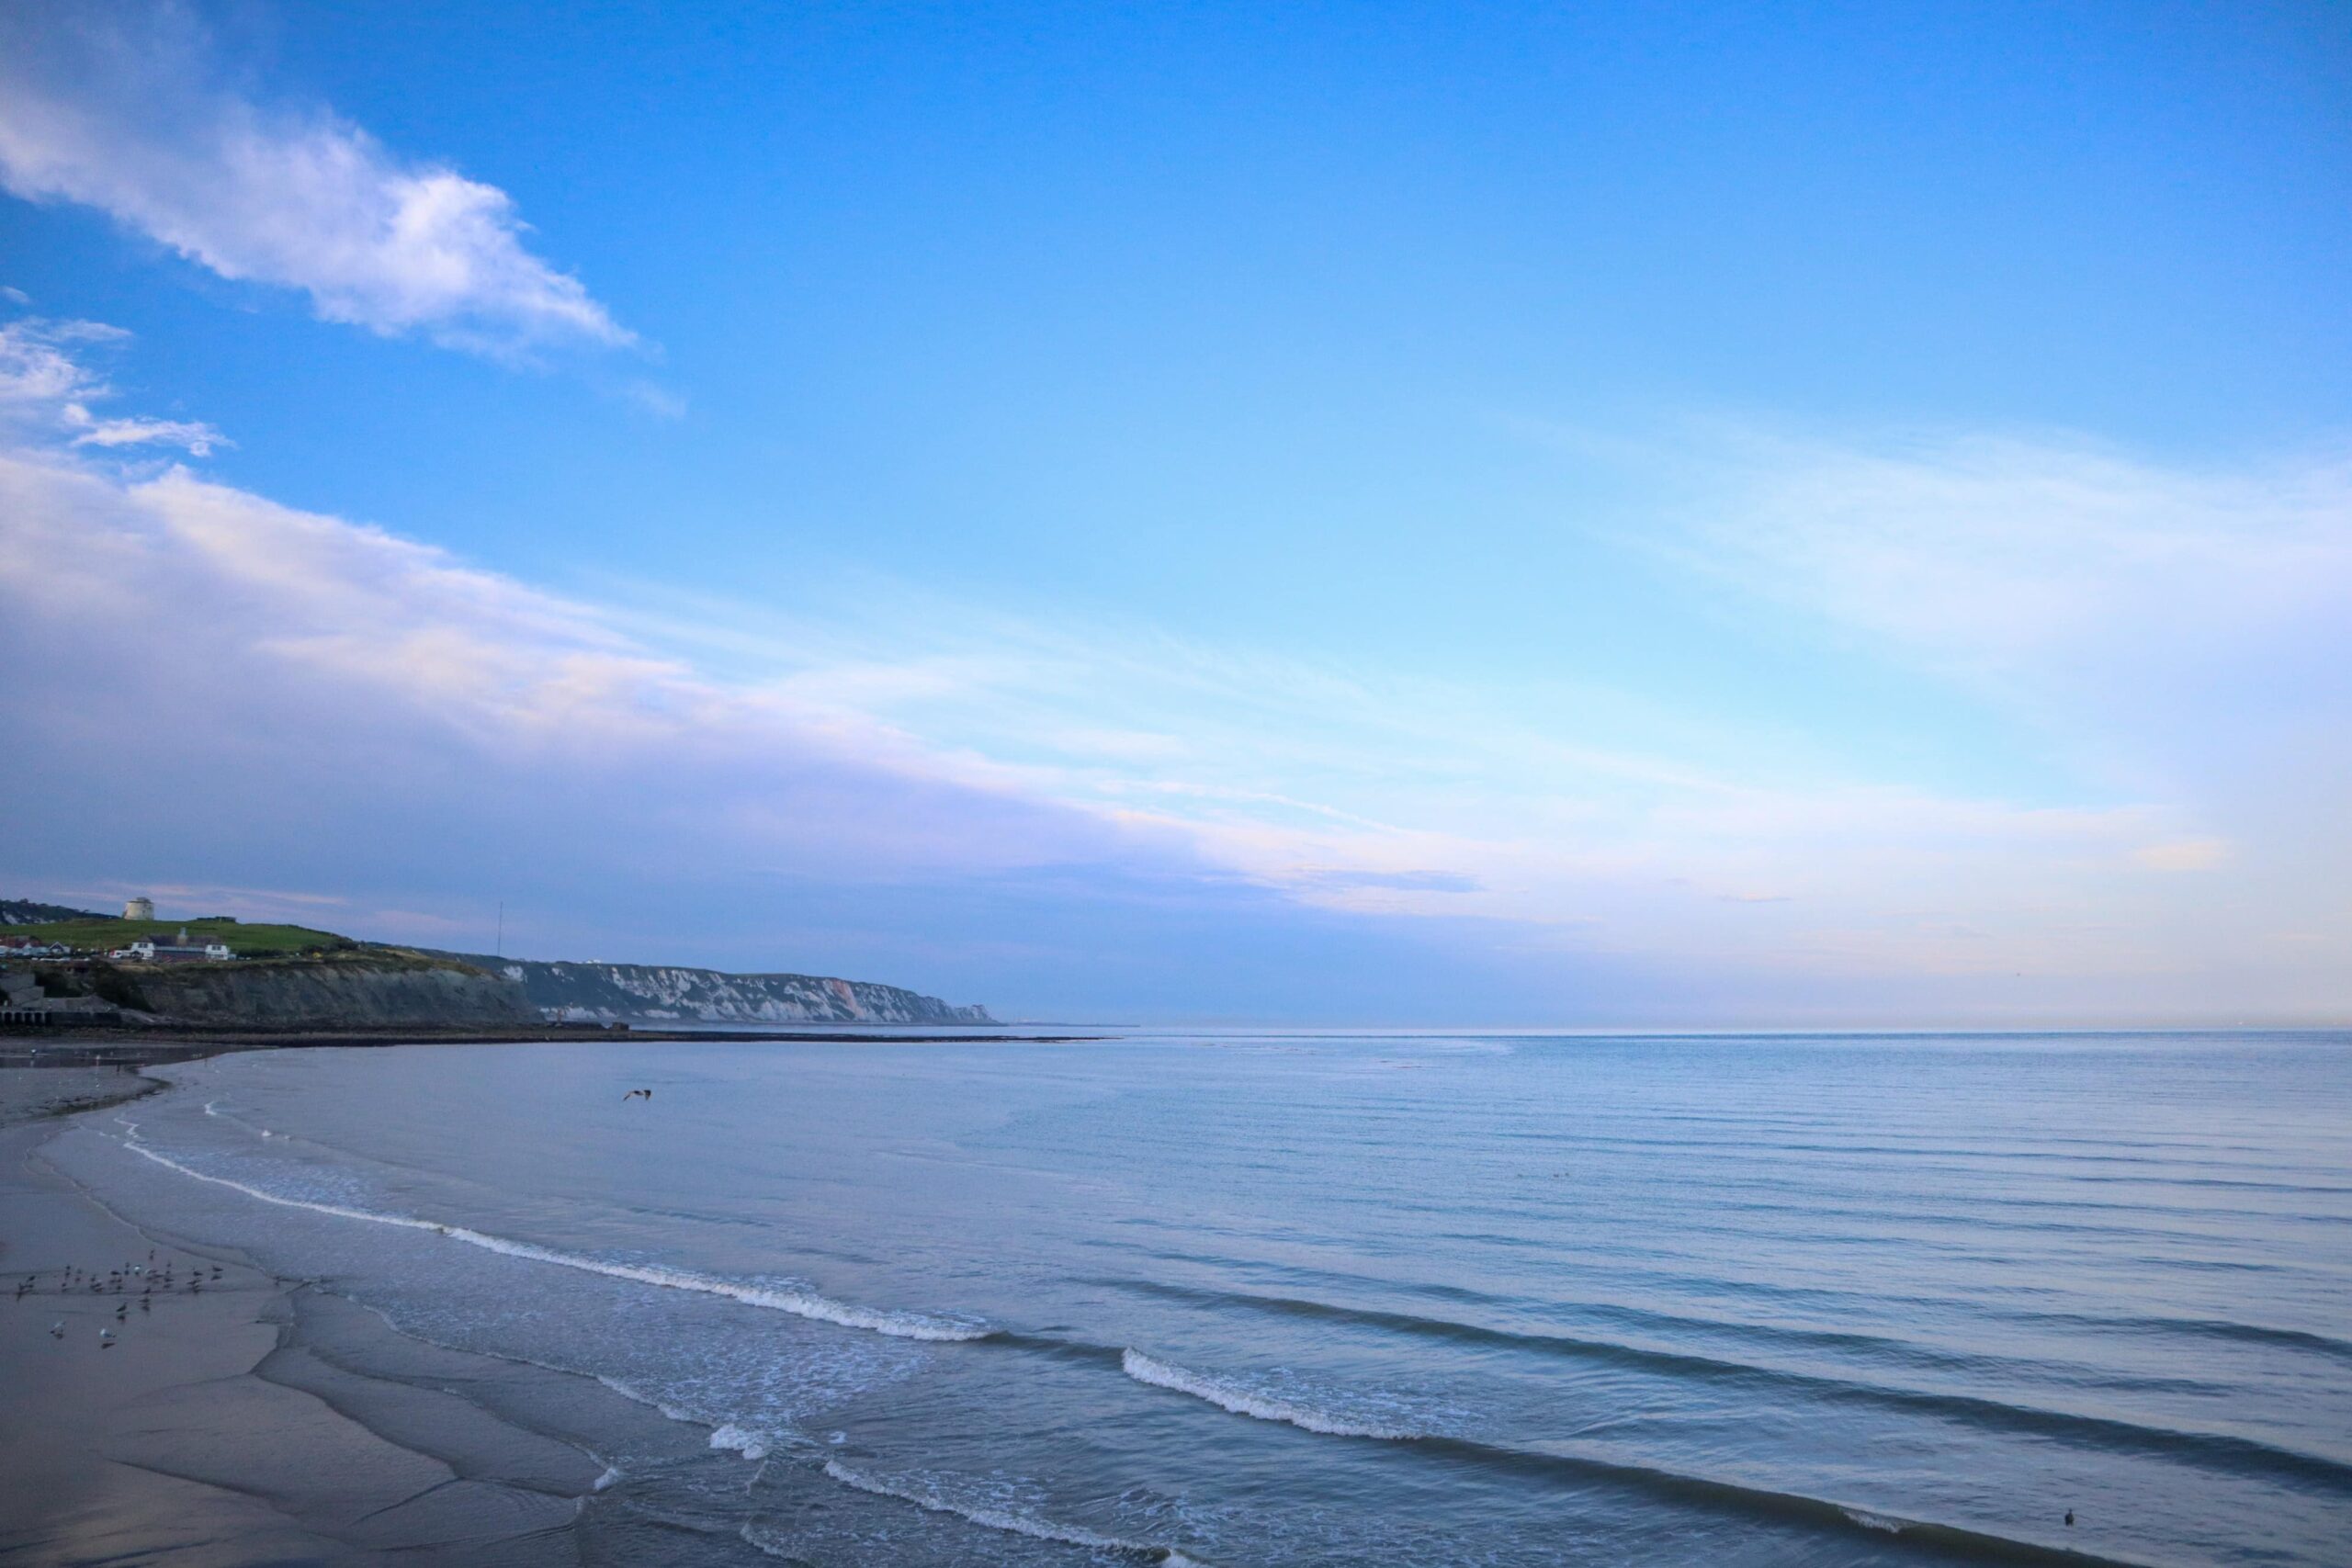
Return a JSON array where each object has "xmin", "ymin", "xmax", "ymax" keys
[
  {"xmin": 0, "ymin": 1064, "xmax": 162, "ymax": 1125},
  {"xmin": 0, "ymin": 1067, "xmax": 624, "ymax": 1565}
]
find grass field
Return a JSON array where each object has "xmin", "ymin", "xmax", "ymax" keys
[{"xmin": 5, "ymin": 917, "xmax": 354, "ymax": 957}]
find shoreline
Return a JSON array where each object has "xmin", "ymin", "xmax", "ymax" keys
[
  {"xmin": 0, "ymin": 1065, "xmax": 639, "ymax": 1564},
  {"xmin": 1, "ymin": 1024, "xmax": 1103, "ymax": 1077},
  {"xmin": 4, "ymin": 1042, "xmax": 1080, "ymax": 1566}
]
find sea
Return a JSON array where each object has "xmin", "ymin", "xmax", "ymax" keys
[{"xmin": 42, "ymin": 1030, "xmax": 2352, "ymax": 1566}]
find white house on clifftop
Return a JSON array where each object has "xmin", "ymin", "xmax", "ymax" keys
[{"xmin": 111, "ymin": 928, "xmax": 233, "ymax": 963}]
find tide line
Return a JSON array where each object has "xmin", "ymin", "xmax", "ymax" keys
[{"xmin": 111, "ymin": 1123, "xmax": 989, "ymax": 1342}]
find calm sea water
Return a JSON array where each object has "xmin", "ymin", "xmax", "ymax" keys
[{"xmin": 47, "ymin": 1032, "xmax": 2352, "ymax": 1566}]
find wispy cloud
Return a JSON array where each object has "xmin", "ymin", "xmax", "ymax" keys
[
  {"xmin": 0, "ymin": 330, "xmax": 1575, "ymax": 1020},
  {"xmin": 1678, "ymin": 425, "xmax": 2352, "ymax": 699},
  {"xmin": 0, "ymin": 5, "xmax": 631, "ymax": 360},
  {"xmin": 0, "ymin": 317, "xmax": 227, "ymax": 455},
  {"xmin": 1294, "ymin": 868, "xmax": 1485, "ymax": 894},
  {"xmin": 598, "ymin": 572, "xmax": 2253, "ymax": 986},
  {"xmin": 1, "ymin": 321, "xmax": 2341, "ymax": 1020}
]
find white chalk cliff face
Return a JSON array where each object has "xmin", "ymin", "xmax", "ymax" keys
[{"xmin": 457, "ymin": 957, "xmax": 992, "ymax": 1025}]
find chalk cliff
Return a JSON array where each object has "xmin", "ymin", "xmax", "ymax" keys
[{"xmin": 440, "ymin": 955, "xmax": 993, "ymax": 1025}]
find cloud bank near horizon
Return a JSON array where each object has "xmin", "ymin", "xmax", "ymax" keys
[
  {"xmin": 0, "ymin": 320, "xmax": 2345, "ymax": 1022},
  {"xmin": 0, "ymin": 321, "xmax": 1596, "ymax": 1020},
  {"xmin": 0, "ymin": 5, "xmax": 630, "ymax": 359}
]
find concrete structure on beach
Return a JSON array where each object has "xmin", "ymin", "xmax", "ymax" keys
[{"xmin": 0, "ymin": 971, "xmax": 120, "ymax": 1026}]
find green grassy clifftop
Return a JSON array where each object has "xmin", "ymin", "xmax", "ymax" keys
[{"xmin": 7, "ymin": 915, "xmax": 353, "ymax": 956}]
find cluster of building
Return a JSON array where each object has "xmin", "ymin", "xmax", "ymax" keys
[
  {"xmin": 105, "ymin": 929, "xmax": 236, "ymax": 964},
  {"xmin": 0, "ymin": 899, "xmax": 238, "ymax": 964},
  {"xmin": 2, "ymin": 898, "xmax": 235, "ymax": 1028},
  {"xmin": 105, "ymin": 899, "xmax": 237, "ymax": 962}
]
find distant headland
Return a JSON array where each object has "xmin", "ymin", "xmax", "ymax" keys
[{"xmin": 0, "ymin": 897, "xmax": 994, "ymax": 1034}]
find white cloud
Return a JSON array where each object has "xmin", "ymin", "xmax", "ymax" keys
[
  {"xmin": 3, "ymin": 434, "xmax": 1613, "ymax": 1022},
  {"xmin": 0, "ymin": 6, "xmax": 630, "ymax": 359},
  {"xmin": 62, "ymin": 409, "xmax": 228, "ymax": 456},
  {"xmin": 601, "ymin": 572, "xmax": 2310, "ymax": 993},
  {"xmin": 2132, "ymin": 838, "xmax": 2230, "ymax": 873},
  {"xmin": 1683, "ymin": 427, "xmax": 2352, "ymax": 692},
  {"xmin": 1663, "ymin": 426, "xmax": 2352, "ymax": 823},
  {"xmin": 0, "ymin": 325, "xmax": 2340, "ymax": 1018},
  {"xmin": 0, "ymin": 317, "xmax": 227, "ymax": 455},
  {"xmin": 0, "ymin": 438, "xmax": 1191, "ymax": 887}
]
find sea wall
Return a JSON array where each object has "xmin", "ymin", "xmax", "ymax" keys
[{"xmin": 439, "ymin": 956, "xmax": 992, "ymax": 1025}]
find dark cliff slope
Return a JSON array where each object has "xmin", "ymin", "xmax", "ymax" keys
[
  {"xmin": 438, "ymin": 955, "xmax": 993, "ymax": 1025},
  {"xmin": 96, "ymin": 951, "xmax": 533, "ymax": 1028}
]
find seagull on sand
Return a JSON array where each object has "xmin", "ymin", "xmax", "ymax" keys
[
  {"xmin": 99, "ymin": 1328, "xmax": 115, "ymax": 1348},
  {"xmin": 49, "ymin": 1321, "xmax": 64, "ymax": 1338}
]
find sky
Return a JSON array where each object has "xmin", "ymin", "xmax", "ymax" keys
[{"xmin": 2, "ymin": 1, "xmax": 2347, "ymax": 1024}]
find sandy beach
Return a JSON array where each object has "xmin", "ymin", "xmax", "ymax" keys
[{"xmin": 0, "ymin": 1063, "xmax": 617, "ymax": 1566}]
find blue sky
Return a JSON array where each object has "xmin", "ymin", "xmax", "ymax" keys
[{"xmin": 3, "ymin": 1, "xmax": 2347, "ymax": 1022}]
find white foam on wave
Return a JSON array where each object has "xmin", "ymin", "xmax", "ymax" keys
[
  {"xmin": 709, "ymin": 1424, "xmax": 772, "ymax": 1461},
  {"xmin": 819, "ymin": 1460, "xmax": 1175, "ymax": 1558},
  {"xmin": 111, "ymin": 1122, "xmax": 989, "ymax": 1341},
  {"xmin": 592, "ymin": 1465, "xmax": 624, "ymax": 1492},
  {"xmin": 1120, "ymin": 1349, "xmax": 1420, "ymax": 1439},
  {"xmin": 202, "ymin": 1099, "xmax": 286, "ymax": 1141},
  {"xmin": 1839, "ymin": 1506, "xmax": 1909, "ymax": 1534},
  {"xmin": 594, "ymin": 1372, "xmax": 696, "ymax": 1425}
]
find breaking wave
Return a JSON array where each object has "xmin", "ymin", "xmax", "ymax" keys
[
  {"xmin": 1120, "ymin": 1349, "xmax": 1421, "ymax": 1439},
  {"xmin": 1840, "ymin": 1506, "xmax": 1908, "ymax": 1533},
  {"xmin": 817, "ymin": 1460, "xmax": 1204, "ymax": 1562},
  {"xmin": 710, "ymin": 1424, "xmax": 773, "ymax": 1461},
  {"xmin": 113, "ymin": 1122, "xmax": 989, "ymax": 1341}
]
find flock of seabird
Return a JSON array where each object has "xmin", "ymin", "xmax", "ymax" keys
[{"xmin": 17, "ymin": 1247, "xmax": 226, "ymax": 1345}]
